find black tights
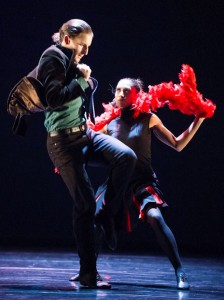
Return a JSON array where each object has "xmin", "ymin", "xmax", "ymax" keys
[{"xmin": 146, "ymin": 207, "xmax": 184, "ymax": 275}]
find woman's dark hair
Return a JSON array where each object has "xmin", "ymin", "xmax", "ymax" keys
[
  {"xmin": 124, "ymin": 78, "xmax": 144, "ymax": 92},
  {"xmin": 111, "ymin": 78, "xmax": 144, "ymax": 94},
  {"xmin": 52, "ymin": 19, "xmax": 93, "ymax": 44}
]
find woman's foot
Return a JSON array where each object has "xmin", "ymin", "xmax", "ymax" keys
[{"xmin": 176, "ymin": 272, "xmax": 190, "ymax": 290}]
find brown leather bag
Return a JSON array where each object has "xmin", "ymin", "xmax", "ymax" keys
[{"xmin": 7, "ymin": 74, "xmax": 46, "ymax": 117}]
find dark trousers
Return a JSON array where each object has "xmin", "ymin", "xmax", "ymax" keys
[{"xmin": 47, "ymin": 128, "xmax": 137, "ymax": 276}]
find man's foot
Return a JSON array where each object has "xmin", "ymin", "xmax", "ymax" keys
[
  {"xmin": 79, "ymin": 272, "xmax": 111, "ymax": 289},
  {"xmin": 95, "ymin": 214, "xmax": 117, "ymax": 251},
  {"xmin": 80, "ymin": 280, "xmax": 111, "ymax": 289},
  {"xmin": 70, "ymin": 272, "xmax": 103, "ymax": 282},
  {"xmin": 176, "ymin": 272, "xmax": 190, "ymax": 290}
]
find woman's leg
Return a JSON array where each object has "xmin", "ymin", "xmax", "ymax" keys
[
  {"xmin": 146, "ymin": 206, "xmax": 189, "ymax": 289},
  {"xmin": 146, "ymin": 207, "xmax": 181, "ymax": 270}
]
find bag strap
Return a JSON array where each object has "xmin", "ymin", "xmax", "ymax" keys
[
  {"xmin": 89, "ymin": 77, "xmax": 98, "ymax": 123},
  {"xmin": 82, "ymin": 77, "xmax": 98, "ymax": 124}
]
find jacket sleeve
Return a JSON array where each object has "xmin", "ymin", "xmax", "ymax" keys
[{"xmin": 38, "ymin": 48, "xmax": 89, "ymax": 108}]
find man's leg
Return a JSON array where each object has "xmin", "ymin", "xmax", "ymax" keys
[
  {"xmin": 87, "ymin": 130, "xmax": 137, "ymax": 250},
  {"xmin": 47, "ymin": 133, "xmax": 110, "ymax": 288}
]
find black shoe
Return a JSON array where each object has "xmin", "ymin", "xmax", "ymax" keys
[
  {"xmin": 96, "ymin": 215, "xmax": 117, "ymax": 251},
  {"xmin": 70, "ymin": 272, "xmax": 103, "ymax": 282},
  {"xmin": 69, "ymin": 273, "xmax": 80, "ymax": 281},
  {"xmin": 176, "ymin": 272, "xmax": 190, "ymax": 290},
  {"xmin": 79, "ymin": 272, "xmax": 111, "ymax": 289},
  {"xmin": 94, "ymin": 280, "xmax": 111, "ymax": 289}
]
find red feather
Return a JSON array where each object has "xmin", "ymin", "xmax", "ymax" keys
[
  {"xmin": 88, "ymin": 65, "xmax": 216, "ymax": 131},
  {"xmin": 87, "ymin": 103, "xmax": 121, "ymax": 131}
]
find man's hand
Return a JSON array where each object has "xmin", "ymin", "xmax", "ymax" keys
[{"xmin": 77, "ymin": 63, "xmax": 92, "ymax": 81}]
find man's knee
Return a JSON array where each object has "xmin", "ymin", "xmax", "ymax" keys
[{"xmin": 122, "ymin": 147, "xmax": 137, "ymax": 167}]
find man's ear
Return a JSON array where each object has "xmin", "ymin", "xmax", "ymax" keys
[{"xmin": 64, "ymin": 35, "xmax": 70, "ymax": 45}]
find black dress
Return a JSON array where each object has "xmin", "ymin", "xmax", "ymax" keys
[{"xmin": 96, "ymin": 108, "xmax": 168, "ymax": 231}]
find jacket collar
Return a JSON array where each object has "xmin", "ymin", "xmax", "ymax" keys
[{"xmin": 56, "ymin": 44, "xmax": 74, "ymax": 61}]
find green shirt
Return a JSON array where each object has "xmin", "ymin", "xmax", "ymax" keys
[{"xmin": 44, "ymin": 78, "xmax": 89, "ymax": 132}]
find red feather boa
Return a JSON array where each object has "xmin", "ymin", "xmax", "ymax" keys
[{"xmin": 88, "ymin": 64, "xmax": 216, "ymax": 131}]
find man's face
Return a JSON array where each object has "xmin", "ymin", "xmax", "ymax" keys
[
  {"xmin": 67, "ymin": 32, "xmax": 93, "ymax": 63},
  {"xmin": 115, "ymin": 79, "xmax": 138, "ymax": 109}
]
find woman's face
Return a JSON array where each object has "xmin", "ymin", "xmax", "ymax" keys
[{"xmin": 115, "ymin": 79, "xmax": 138, "ymax": 109}]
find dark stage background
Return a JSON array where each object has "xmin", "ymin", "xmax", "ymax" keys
[{"xmin": 0, "ymin": 0, "xmax": 223, "ymax": 257}]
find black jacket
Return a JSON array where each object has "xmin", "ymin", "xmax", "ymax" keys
[{"xmin": 38, "ymin": 44, "xmax": 85, "ymax": 109}]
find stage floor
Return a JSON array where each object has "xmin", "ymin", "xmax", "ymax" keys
[{"xmin": 0, "ymin": 248, "xmax": 223, "ymax": 299}]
